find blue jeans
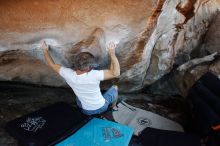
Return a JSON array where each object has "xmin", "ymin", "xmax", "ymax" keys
[{"xmin": 78, "ymin": 86, "xmax": 118, "ymax": 115}]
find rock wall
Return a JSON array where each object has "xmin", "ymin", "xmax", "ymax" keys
[
  {"xmin": 143, "ymin": 10, "xmax": 220, "ymax": 96},
  {"xmin": 0, "ymin": 0, "xmax": 219, "ymax": 93}
]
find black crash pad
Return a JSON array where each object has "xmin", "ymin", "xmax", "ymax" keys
[
  {"xmin": 139, "ymin": 127, "xmax": 201, "ymax": 146},
  {"xmin": 5, "ymin": 102, "xmax": 90, "ymax": 146},
  {"xmin": 199, "ymin": 72, "xmax": 220, "ymax": 97}
]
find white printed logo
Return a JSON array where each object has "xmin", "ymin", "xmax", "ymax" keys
[{"xmin": 20, "ymin": 117, "xmax": 46, "ymax": 132}]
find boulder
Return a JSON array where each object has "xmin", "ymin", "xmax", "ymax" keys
[{"xmin": 0, "ymin": 0, "xmax": 219, "ymax": 93}]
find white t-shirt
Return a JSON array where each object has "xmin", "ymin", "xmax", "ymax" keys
[{"xmin": 59, "ymin": 67, "xmax": 105, "ymax": 110}]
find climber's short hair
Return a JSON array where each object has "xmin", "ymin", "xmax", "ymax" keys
[{"xmin": 74, "ymin": 52, "xmax": 96, "ymax": 71}]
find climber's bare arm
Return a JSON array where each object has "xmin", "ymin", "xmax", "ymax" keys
[
  {"xmin": 104, "ymin": 42, "xmax": 120, "ymax": 80},
  {"xmin": 42, "ymin": 41, "xmax": 61, "ymax": 73}
]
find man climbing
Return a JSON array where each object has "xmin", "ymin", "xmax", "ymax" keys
[{"xmin": 42, "ymin": 41, "xmax": 120, "ymax": 115}]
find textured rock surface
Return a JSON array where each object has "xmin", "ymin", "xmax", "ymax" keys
[
  {"xmin": 201, "ymin": 12, "xmax": 220, "ymax": 54},
  {"xmin": 144, "ymin": 12, "xmax": 220, "ymax": 96},
  {"xmin": 143, "ymin": 0, "xmax": 219, "ymax": 86},
  {"xmin": 0, "ymin": 0, "xmax": 155, "ymax": 91},
  {"xmin": 0, "ymin": 0, "xmax": 219, "ymax": 93}
]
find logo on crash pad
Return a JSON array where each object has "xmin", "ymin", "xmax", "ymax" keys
[
  {"xmin": 21, "ymin": 117, "xmax": 46, "ymax": 132},
  {"xmin": 137, "ymin": 117, "xmax": 152, "ymax": 126},
  {"xmin": 102, "ymin": 127, "xmax": 123, "ymax": 141}
]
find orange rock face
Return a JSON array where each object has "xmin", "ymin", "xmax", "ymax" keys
[
  {"xmin": 0, "ymin": 0, "xmax": 153, "ymax": 39},
  {"xmin": 0, "ymin": 0, "xmax": 156, "ymax": 91},
  {"xmin": 0, "ymin": 0, "xmax": 219, "ymax": 93}
]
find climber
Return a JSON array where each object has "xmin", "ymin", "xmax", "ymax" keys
[{"xmin": 42, "ymin": 41, "xmax": 120, "ymax": 115}]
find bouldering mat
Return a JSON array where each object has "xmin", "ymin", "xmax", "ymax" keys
[
  {"xmin": 56, "ymin": 118, "xmax": 134, "ymax": 146},
  {"xmin": 113, "ymin": 101, "xmax": 184, "ymax": 136}
]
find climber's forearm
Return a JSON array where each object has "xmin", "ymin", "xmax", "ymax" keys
[
  {"xmin": 109, "ymin": 54, "xmax": 120, "ymax": 77},
  {"xmin": 103, "ymin": 43, "xmax": 120, "ymax": 80},
  {"xmin": 43, "ymin": 50, "xmax": 61, "ymax": 72}
]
